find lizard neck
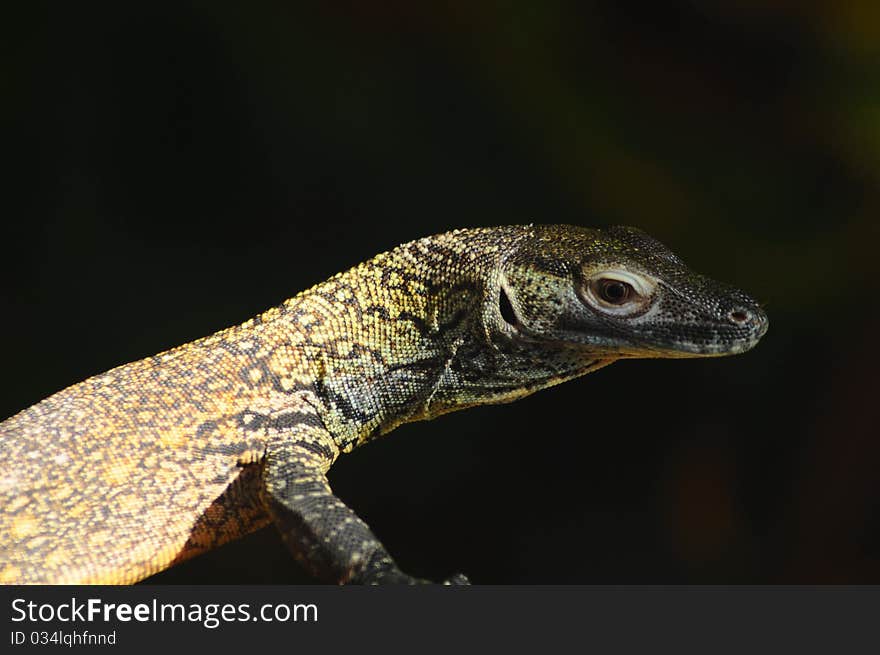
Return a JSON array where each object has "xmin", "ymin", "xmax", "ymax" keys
[
  {"xmin": 275, "ymin": 232, "xmax": 490, "ymax": 451},
  {"xmin": 266, "ymin": 227, "xmax": 612, "ymax": 452}
]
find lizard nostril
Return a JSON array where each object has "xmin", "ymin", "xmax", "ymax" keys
[{"xmin": 728, "ymin": 309, "xmax": 751, "ymax": 325}]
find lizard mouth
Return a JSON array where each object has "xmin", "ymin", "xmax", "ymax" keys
[
  {"xmin": 551, "ymin": 307, "xmax": 769, "ymax": 359},
  {"xmin": 634, "ymin": 336, "xmax": 765, "ymax": 358},
  {"xmin": 628, "ymin": 309, "xmax": 769, "ymax": 358},
  {"xmin": 624, "ymin": 298, "xmax": 770, "ymax": 359}
]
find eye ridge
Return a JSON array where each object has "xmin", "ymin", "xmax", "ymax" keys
[{"xmin": 596, "ymin": 278, "xmax": 633, "ymax": 305}]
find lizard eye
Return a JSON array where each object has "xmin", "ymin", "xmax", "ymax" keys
[
  {"xmin": 594, "ymin": 279, "xmax": 632, "ymax": 305},
  {"xmin": 579, "ymin": 269, "xmax": 657, "ymax": 315}
]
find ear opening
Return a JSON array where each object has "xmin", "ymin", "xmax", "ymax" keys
[{"xmin": 499, "ymin": 285, "xmax": 518, "ymax": 327}]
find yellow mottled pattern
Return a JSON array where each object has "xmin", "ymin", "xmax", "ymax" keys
[
  {"xmin": 1, "ymin": 225, "xmax": 766, "ymax": 584},
  {"xmin": 0, "ymin": 227, "xmax": 515, "ymax": 583},
  {"xmin": 0, "ymin": 319, "xmax": 304, "ymax": 583}
]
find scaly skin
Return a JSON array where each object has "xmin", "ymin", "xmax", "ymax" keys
[{"xmin": 0, "ymin": 225, "xmax": 768, "ymax": 584}]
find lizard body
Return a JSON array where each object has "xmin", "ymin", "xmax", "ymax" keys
[{"xmin": 0, "ymin": 225, "xmax": 768, "ymax": 584}]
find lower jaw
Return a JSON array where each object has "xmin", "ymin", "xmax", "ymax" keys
[{"xmin": 600, "ymin": 341, "xmax": 759, "ymax": 359}]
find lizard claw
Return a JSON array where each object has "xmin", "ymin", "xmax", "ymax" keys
[{"xmin": 442, "ymin": 572, "xmax": 470, "ymax": 585}]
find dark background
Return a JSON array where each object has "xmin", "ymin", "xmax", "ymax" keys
[{"xmin": 3, "ymin": 1, "xmax": 878, "ymax": 583}]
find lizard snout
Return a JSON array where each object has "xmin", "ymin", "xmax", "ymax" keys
[{"xmin": 726, "ymin": 304, "xmax": 769, "ymax": 338}]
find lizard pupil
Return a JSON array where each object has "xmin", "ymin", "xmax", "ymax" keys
[{"xmin": 599, "ymin": 279, "xmax": 631, "ymax": 304}]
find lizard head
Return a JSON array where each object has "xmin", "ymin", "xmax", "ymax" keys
[{"xmin": 495, "ymin": 224, "xmax": 769, "ymax": 359}]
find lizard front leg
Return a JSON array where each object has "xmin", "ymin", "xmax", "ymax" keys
[{"xmin": 260, "ymin": 422, "xmax": 468, "ymax": 585}]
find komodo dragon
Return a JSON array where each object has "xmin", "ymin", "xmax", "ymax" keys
[{"xmin": 0, "ymin": 225, "xmax": 768, "ymax": 584}]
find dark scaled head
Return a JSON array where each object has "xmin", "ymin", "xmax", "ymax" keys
[{"xmin": 494, "ymin": 224, "xmax": 768, "ymax": 358}]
